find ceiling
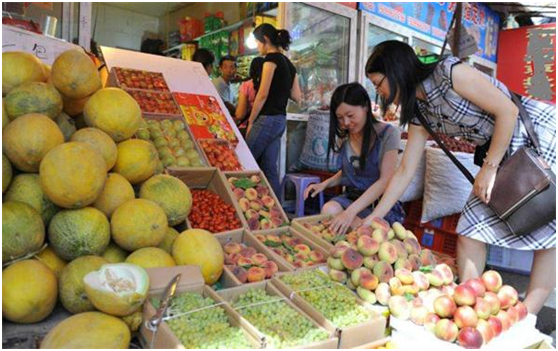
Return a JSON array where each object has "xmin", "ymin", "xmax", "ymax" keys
[{"xmin": 103, "ymin": 2, "xmax": 193, "ymax": 18}]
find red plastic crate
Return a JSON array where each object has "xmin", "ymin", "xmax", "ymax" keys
[
  {"xmin": 403, "ymin": 199, "xmax": 461, "ymax": 233},
  {"xmin": 407, "ymin": 223, "xmax": 458, "ymax": 258}
]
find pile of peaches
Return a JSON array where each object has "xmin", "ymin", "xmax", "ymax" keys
[
  {"xmin": 223, "ymin": 242, "xmax": 280, "ymax": 283},
  {"xmin": 254, "ymin": 232, "xmax": 326, "ymax": 269}
]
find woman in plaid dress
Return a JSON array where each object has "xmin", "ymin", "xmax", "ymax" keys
[{"xmin": 363, "ymin": 41, "xmax": 555, "ymax": 315}]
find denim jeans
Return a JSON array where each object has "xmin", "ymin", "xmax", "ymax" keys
[{"xmin": 246, "ymin": 114, "xmax": 286, "ymax": 197}]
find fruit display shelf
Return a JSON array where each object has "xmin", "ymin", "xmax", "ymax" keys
[
  {"xmin": 223, "ymin": 171, "xmax": 290, "ymax": 231},
  {"xmin": 272, "ymin": 268, "xmax": 387, "ymax": 349},
  {"xmin": 217, "ymin": 281, "xmax": 339, "ymax": 348},
  {"xmin": 249, "ymin": 227, "xmax": 329, "ymax": 271},
  {"xmin": 109, "ymin": 67, "xmax": 170, "ymax": 92},
  {"xmin": 167, "ymin": 168, "xmax": 248, "ymax": 233},
  {"xmin": 198, "ymin": 139, "xmax": 243, "ymax": 172},
  {"xmin": 137, "ymin": 115, "xmax": 209, "ymax": 170},
  {"xmin": 291, "ymin": 214, "xmax": 338, "ymax": 252},
  {"xmin": 125, "ymin": 88, "xmax": 182, "ymax": 118},
  {"xmin": 214, "ymin": 230, "xmax": 291, "ymax": 288}
]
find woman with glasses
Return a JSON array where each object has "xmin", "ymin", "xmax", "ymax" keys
[
  {"xmin": 304, "ymin": 83, "xmax": 405, "ymax": 235},
  {"xmin": 363, "ymin": 40, "xmax": 556, "ymax": 315}
]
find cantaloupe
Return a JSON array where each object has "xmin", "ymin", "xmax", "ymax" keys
[
  {"xmin": 5, "ymin": 173, "xmax": 59, "ymax": 224},
  {"xmin": 113, "ymin": 139, "xmax": 158, "ymax": 184},
  {"xmin": 5, "ymin": 82, "xmax": 63, "ymax": 120},
  {"xmin": 48, "ymin": 207, "xmax": 111, "ymax": 261},
  {"xmin": 2, "ymin": 260, "xmax": 58, "ymax": 323},
  {"xmin": 2, "ymin": 113, "xmax": 64, "ymax": 172},
  {"xmin": 83, "ymin": 88, "xmax": 141, "ymax": 142},
  {"xmin": 159, "ymin": 227, "xmax": 180, "ymax": 254},
  {"xmin": 34, "ymin": 246, "xmax": 67, "ymax": 278},
  {"xmin": 40, "ymin": 142, "xmax": 107, "ymax": 209},
  {"xmin": 125, "ymin": 247, "xmax": 176, "ymax": 269},
  {"xmin": 2, "ymin": 99, "xmax": 9, "ymax": 129},
  {"xmin": 55, "ymin": 112, "xmax": 77, "ymax": 141},
  {"xmin": 59, "ymin": 255, "xmax": 108, "ymax": 314},
  {"xmin": 139, "ymin": 174, "xmax": 192, "ymax": 226},
  {"xmin": 2, "ymin": 153, "xmax": 12, "ymax": 193},
  {"xmin": 2, "ymin": 201, "xmax": 45, "ymax": 264},
  {"xmin": 40, "ymin": 312, "xmax": 131, "ymax": 349},
  {"xmin": 63, "ymin": 94, "xmax": 90, "ymax": 117},
  {"xmin": 172, "ymin": 229, "xmax": 224, "ymax": 285},
  {"xmin": 93, "ymin": 173, "xmax": 135, "ymax": 218},
  {"xmin": 2, "ymin": 51, "xmax": 47, "ymax": 94},
  {"xmin": 111, "ymin": 199, "xmax": 168, "ymax": 251},
  {"xmin": 102, "ymin": 242, "xmax": 129, "ymax": 263},
  {"xmin": 70, "ymin": 128, "xmax": 117, "ymax": 171},
  {"xmin": 51, "ymin": 50, "xmax": 102, "ymax": 99}
]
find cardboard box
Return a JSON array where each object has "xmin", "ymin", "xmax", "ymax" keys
[
  {"xmin": 140, "ymin": 265, "xmax": 263, "ymax": 349},
  {"xmin": 167, "ymin": 168, "xmax": 248, "ymax": 233},
  {"xmin": 124, "ymin": 88, "xmax": 182, "ymax": 119},
  {"xmin": 198, "ymin": 138, "xmax": 244, "ymax": 172},
  {"xmin": 249, "ymin": 227, "xmax": 330, "ymax": 271},
  {"xmin": 272, "ymin": 268, "xmax": 387, "ymax": 349},
  {"xmin": 217, "ymin": 280, "xmax": 339, "ymax": 349},
  {"xmin": 107, "ymin": 67, "xmax": 170, "ymax": 92},
  {"xmin": 353, "ymin": 337, "xmax": 392, "ymax": 349},
  {"xmin": 291, "ymin": 214, "xmax": 336, "ymax": 252},
  {"xmin": 223, "ymin": 170, "xmax": 290, "ymax": 228},
  {"xmin": 214, "ymin": 230, "xmax": 292, "ymax": 288}
]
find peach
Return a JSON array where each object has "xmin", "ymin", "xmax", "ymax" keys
[
  {"xmin": 388, "ymin": 295, "xmax": 411, "ymax": 320},
  {"xmin": 286, "ymin": 237, "xmax": 302, "ymax": 247},
  {"xmin": 239, "ymin": 198, "xmax": 251, "ymax": 212},
  {"xmin": 263, "ymin": 260, "xmax": 279, "ymax": 278},
  {"xmin": 392, "ymin": 222, "xmax": 407, "ymax": 240},
  {"xmin": 293, "ymin": 260, "xmax": 308, "ymax": 268},
  {"xmin": 403, "ymin": 283, "xmax": 420, "ymax": 295},
  {"xmin": 321, "ymin": 230, "xmax": 335, "ymax": 242},
  {"xmin": 457, "ymin": 327, "xmax": 483, "ymax": 349},
  {"xmin": 475, "ymin": 297, "xmax": 492, "ymax": 320},
  {"xmin": 424, "ymin": 313, "xmax": 441, "ymax": 333},
  {"xmin": 329, "ymin": 269, "xmax": 347, "ymax": 283},
  {"xmin": 246, "ymin": 210, "xmax": 259, "ymax": 221},
  {"xmin": 330, "ymin": 246, "xmax": 348, "ymax": 259},
  {"xmin": 387, "ymin": 228, "xmax": 395, "ymax": 240},
  {"xmin": 247, "ymin": 266, "xmax": 266, "ymax": 282},
  {"xmin": 373, "ymin": 261, "xmax": 394, "ymax": 283},
  {"xmin": 357, "ymin": 286, "xmax": 377, "ymax": 304},
  {"xmin": 265, "ymin": 234, "xmax": 282, "ymax": 245},
  {"xmin": 225, "ymin": 253, "xmax": 241, "ymax": 266},
  {"xmin": 375, "ymin": 282, "xmax": 391, "ymax": 306},
  {"xmin": 412, "ymin": 296, "xmax": 424, "ymax": 308},
  {"xmin": 454, "ymin": 306, "xmax": 478, "ymax": 328},
  {"xmin": 372, "ymin": 228, "xmax": 388, "ymax": 243},
  {"xmin": 395, "ymin": 268, "xmax": 414, "ymax": 285},
  {"xmin": 481, "ymin": 270, "xmax": 503, "ymax": 293},
  {"xmin": 229, "ymin": 266, "xmax": 248, "ymax": 283},
  {"xmin": 434, "ymin": 295, "xmax": 457, "ymax": 318},
  {"xmin": 360, "ymin": 272, "xmax": 379, "ymax": 291},
  {"xmin": 426, "ymin": 270, "xmax": 444, "ymax": 287},
  {"xmin": 240, "ymin": 247, "xmax": 257, "ymax": 258},
  {"xmin": 356, "ymin": 226, "xmax": 373, "ymax": 237},
  {"xmin": 488, "ymin": 316, "xmax": 503, "ymax": 337},
  {"xmin": 465, "ymin": 278, "xmax": 486, "ymax": 298},
  {"xmin": 441, "ymin": 284, "xmax": 456, "ymax": 297},
  {"xmin": 327, "ymin": 257, "xmax": 345, "ymax": 271},
  {"xmin": 357, "ymin": 236, "xmax": 380, "ymax": 256},
  {"xmin": 270, "ymin": 248, "xmax": 283, "ymax": 256},
  {"xmin": 284, "ymin": 254, "xmax": 294, "ymax": 264},
  {"xmin": 370, "ymin": 217, "xmax": 390, "ymax": 232},
  {"xmin": 408, "ymin": 254, "xmax": 422, "ymax": 271},
  {"xmin": 351, "ymin": 267, "xmax": 371, "ymax": 287},
  {"xmin": 507, "ymin": 305, "xmax": 519, "ymax": 325},
  {"xmin": 484, "ymin": 292, "xmax": 501, "ymax": 315},
  {"xmin": 389, "ymin": 277, "xmax": 405, "ymax": 296},
  {"xmin": 410, "ymin": 306, "xmax": 430, "ymax": 326},
  {"xmin": 341, "ymin": 248, "xmax": 364, "ymax": 270},
  {"xmin": 406, "ymin": 230, "xmax": 417, "ymax": 240},
  {"xmin": 403, "ymin": 237, "xmax": 421, "ymax": 255},
  {"xmin": 497, "ymin": 285, "xmax": 519, "ymax": 309},
  {"xmin": 390, "ymin": 240, "xmax": 408, "ymax": 259},
  {"xmin": 259, "ymin": 210, "xmax": 272, "ymax": 219},
  {"xmin": 434, "ymin": 264, "xmax": 454, "ymax": 285},
  {"xmin": 245, "ymin": 188, "xmax": 258, "ymax": 201},
  {"xmin": 420, "ymin": 249, "xmax": 437, "ymax": 267},
  {"xmin": 378, "ymin": 242, "xmax": 398, "ymax": 264},
  {"xmin": 495, "ymin": 310, "xmax": 511, "ymax": 331},
  {"xmin": 294, "ymin": 253, "xmax": 308, "ymax": 263},
  {"xmin": 228, "ymin": 177, "xmax": 239, "ymax": 185},
  {"xmin": 256, "ymin": 185, "xmax": 269, "ymax": 197},
  {"xmin": 363, "ymin": 255, "xmax": 379, "ymax": 270},
  {"xmin": 237, "ymin": 256, "xmax": 253, "ymax": 268},
  {"xmin": 476, "ymin": 319, "xmax": 494, "ymax": 345},
  {"xmin": 434, "ymin": 319, "xmax": 459, "ymax": 342},
  {"xmin": 515, "ymin": 301, "xmax": 528, "ymax": 321},
  {"xmin": 412, "ymin": 271, "xmax": 430, "ymax": 291},
  {"xmin": 346, "ymin": 278, "xmax": 356, "ymax": 291},
  {"xmin": 308, "ymin": 250, "xmax": 325, "ymax": 263},
  {"xmin": 224, "ymin": 242, "xmax": 242, "ymax": 255},
  {"xmin": 454, "ymin": 284, "xmax": 477, "ymax": 306},
  {"xmin": 260, "ymin": 218, "xmax": 272, "ymax": 230},
  {"xmin": 261, "ymin": 195, "xmax": 275, "ymax": 209},
  {"xmin": 251, "ymin": 253, "xmax": 268, "ymax": 266},
  {"xmin": 294, "ymin": 244, "xmax": 311, "ymax": 255},
  {"xmin": 250, "ymin": 175, "xmax": 261, "ymax": 183},
  {"xmin": 394, "ymin": 258, "xmax": 413, "ymax": 271},
  {"xmin": 233, "ymin": 188, "xmax": 245, "ymax": 200},
  {"xmin": 254, "ymin": 234, "xmax": 266, "ymax": 242},
  {"xmin": 346, "ymin": 232, "xmax": 359, "ymax": 246},
  {"xmin": 250, "ymin": 200, "xmax": 263, "ymax": 211},
  {"xmin": 271, "ymin": 216, "xmax": 284, "ymax": 228}
]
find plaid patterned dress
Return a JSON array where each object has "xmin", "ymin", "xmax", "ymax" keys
[{"xmin": 411, "ymin": 56, "xmax": 556, "ymax": 250}]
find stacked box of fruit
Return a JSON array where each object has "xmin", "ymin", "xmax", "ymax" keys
[
  {"xmin": 292, "ymin": 214, "xmax": 342, "ymax": 251},
  {"xmin": 125, "ymin": 89, "xmax": 181, "ymax": 117},
  {"xmin": 113, "ymin": 67, "xmax": 169, "ymax": 91},
  {"xmin": 231, "ymin": 288, "xmax": 331, "ymax": 348},
  {"xmin": 252, "ymin": 229, "xmax": 327, "ymax": 269},
  {"xmin": 188, "ymin": 190, "xmax": 242, "ymax": 234},
  {"xmin": 199, "ymin": 139, "xmax": 242, "ymax": 171},
  {"xmin": 136, "ymin": 118, "xmax": 207, "ymax": 169},
  {"xmin": 222, "ymin": 242, "xmax": 282, "ymax": 284},
  {"xmin": 152, "ymin": 291, "xmax": 257, "ymax": 348},
  {"xmin": 225, "ymin": 173, "xmax": 288, "ymax": 231}
]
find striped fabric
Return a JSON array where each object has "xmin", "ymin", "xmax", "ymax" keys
[{"xmin": 415, "ymin": 56, "xmax": 556, "ymax": 250}]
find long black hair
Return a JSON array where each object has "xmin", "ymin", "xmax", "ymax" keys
[
  {"xmin": 365, "ymin": 40, "xmax": 437, "ymax": 126},
  {"xmin": 249, "ymin": 57, "xmax": 265, "ymax": 91},
  {"xmin": 328, "ymin": 83, "xmax": 379, "ymax": 170},
  {"xmin": 253, "ymin": 23, "xmax": 292, "ymax": 51}
]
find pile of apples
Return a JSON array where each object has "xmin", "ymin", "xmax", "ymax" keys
[
  {"xmin": 223, "ymin": 242, "xmax": 279, "ymax": 283},
  {"xmin": 391, "ymin": 270, "xmax": 527, "ymax": 348},
  {"xmin": 254, "ymin": 232, "xmax": 326, "ymax": 269}
]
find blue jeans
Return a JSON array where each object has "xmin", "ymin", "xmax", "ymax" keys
[{"xmin": 246, "ymin": 115, "xmax": 286, "ymax": 197}]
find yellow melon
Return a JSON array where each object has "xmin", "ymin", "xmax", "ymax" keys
[
  {"xmin": 2, "ymin": 51, "xmax": 47, "ymax": 94},
  {"xmin": 125, "ymin": 247, "xmax": 176, "ymax": 269},
  {"xmin": 5, "ymin": 81, "xmax": 63, "ymax": 120},
  {"xmin": 113, "ymin": 139, "xmax": 158, "ymax": 184},
  {"xmin": 51, "ymin": 50, "xmax": 102, "ymax": 99},
  {"xmin": 93, "ymin": 173, "xmax": 135, "ymax": 218},
  {"xmin": 70, "ymin": 127, "xmax": 117, "ymax": 171},
  {"xmin": 34, "ymin": 246, "xmax": 67, "ymax": 278}
]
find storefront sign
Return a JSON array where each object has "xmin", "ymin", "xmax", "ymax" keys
[{"xmin": 359, "ymin": 2, "xmax": 500, "ymax": 62}]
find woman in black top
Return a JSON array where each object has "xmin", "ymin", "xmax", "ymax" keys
[{"xmin": 246, "ymin": 24, "xmax": 301, "ymax": 197}]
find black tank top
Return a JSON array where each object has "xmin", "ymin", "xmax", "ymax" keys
[{"xmin": 260, "ymin": 53, "xmax": 297, "ymax": 116}]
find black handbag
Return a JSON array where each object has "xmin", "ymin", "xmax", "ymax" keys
[{"xmin": 416, "ymin": 93, "xmax": 556, "ymax": 236}]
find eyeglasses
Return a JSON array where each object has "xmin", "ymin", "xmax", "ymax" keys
[{"xmin": 373, "ymin": 75, "xmax": 386, "ymax": 105}]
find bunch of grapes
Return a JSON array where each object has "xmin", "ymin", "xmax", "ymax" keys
[
  {"xmin": 281, "ymin": 270, "xmax": 373, "ymax": 328},
  {"xmin": 233, "ymin": 289, "xmax": 329, "ymax": 348},
  {"xmin": 156, "ymin": 292, "xmax": 253, "ymax": 349}
]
